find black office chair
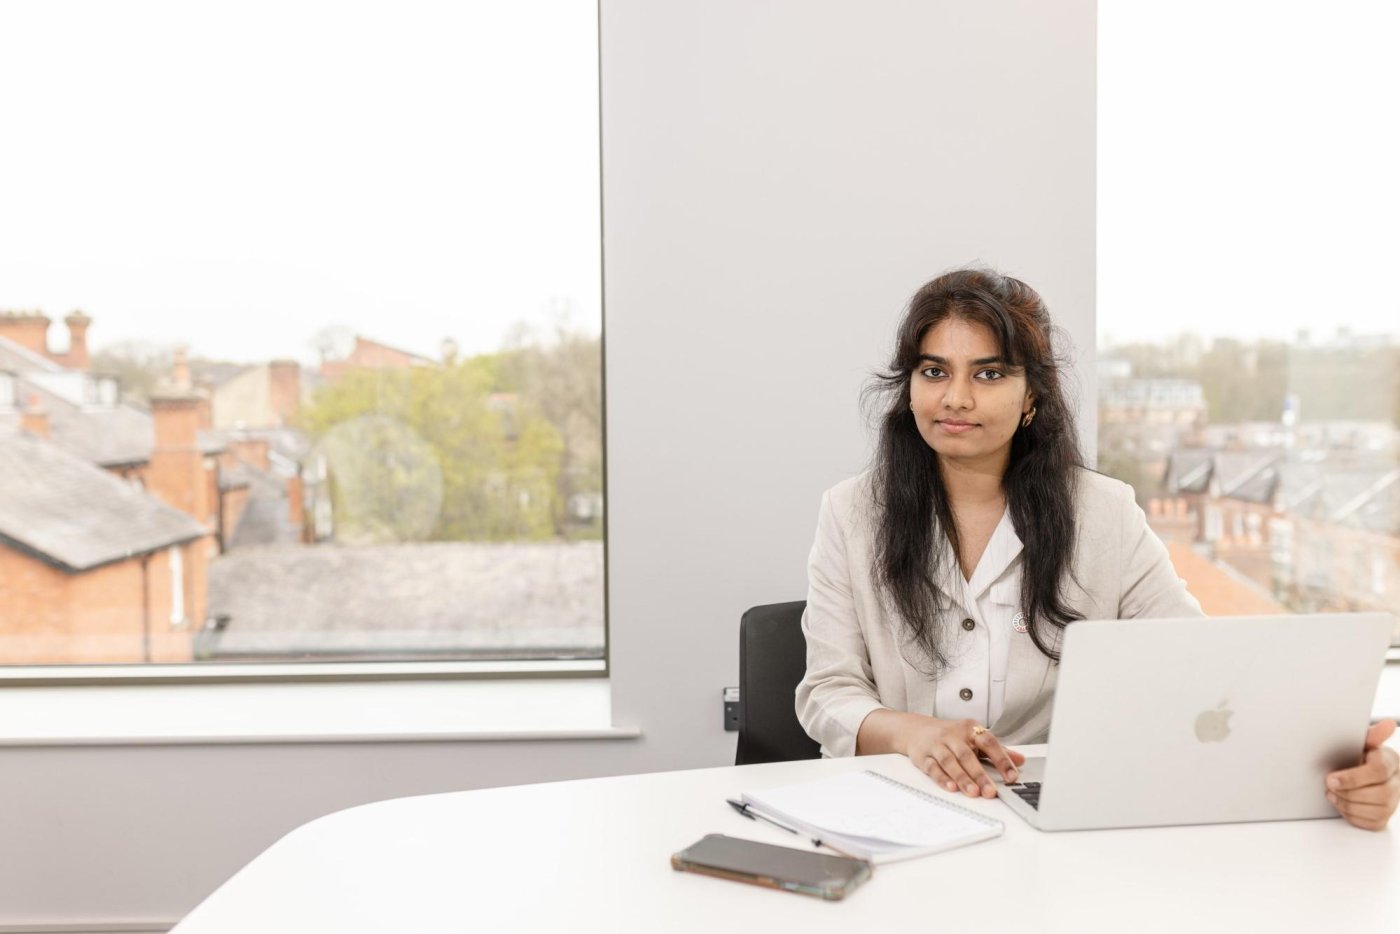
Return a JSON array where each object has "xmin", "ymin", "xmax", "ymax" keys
[{"xmin": 735, "ymin": 600, "xmax": 823, "ymax": 765}]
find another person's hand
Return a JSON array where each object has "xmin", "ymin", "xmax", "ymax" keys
[
  {"xmin": 1326, "ymin": 719, "xmax": 1400, "ymax": 831},
  {"xmin": 902, "ymin": 717, "xmax": 1025, "ymax": 799}
]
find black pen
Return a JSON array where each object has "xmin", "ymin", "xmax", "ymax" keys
[{"xmin": 725, "ymin": 798, "xmax": 860, "ymax": 858}]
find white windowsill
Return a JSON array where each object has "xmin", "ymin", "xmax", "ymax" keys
[
  {"xmin": 0, "ymin": 658, "xmax": 607, "ymax": 684},
  {"xmin": 3, "ymin": 658, "xmax": 1394, "ymax": 747},
  {"xmin": 0, "ymin": 675, "xmax": 640, "ymax": 746}
]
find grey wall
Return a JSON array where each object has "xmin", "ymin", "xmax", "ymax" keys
[
  {"xmin": 0, "ymin": 1, "xmax": 1095, "ymax": 928},
  {"xmin": 603, "ymin": 0, "xmax": 1097, "ymax": 777}
]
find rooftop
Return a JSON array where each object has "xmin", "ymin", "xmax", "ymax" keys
[
  {"xmin": 205, "ymin": 540, "xmax": 604, "ymax": 660},
  {"xmin": 0, "ymin": 431, "xmax": 208, "ymax": 571},
  {"xmin": 1165, "ymin": 542, "xmax": 1288, "ymax": 616}
]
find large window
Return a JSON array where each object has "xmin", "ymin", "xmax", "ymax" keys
[
  {"xmin": 0, "ymin": 1, "xmax": 604, "ymax": 668},
  {"xmin": 1098, "ymin": 2, "xmax": 1399, "ymax": 635}
]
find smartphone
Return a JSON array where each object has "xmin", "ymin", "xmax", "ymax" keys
[{"xmin": 670, "ymin": 833, "xmax": 873, "ymax": 901}]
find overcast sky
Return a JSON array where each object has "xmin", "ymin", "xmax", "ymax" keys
[
  {"xmin": 0, "ymin": 0, "xmax": 600, "ymax": 365},
  {"xmin": 1099, "ymin": 1, "xmax": 1399, "ymax": 346},
  {"xmin": 1, "ymin": 2, "xmax": 1395, "ymax": 363}
]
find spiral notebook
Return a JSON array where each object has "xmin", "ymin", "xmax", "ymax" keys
[{"xmin": 740, "ymin": 770, "xmax": 1003, "ymax": 864}]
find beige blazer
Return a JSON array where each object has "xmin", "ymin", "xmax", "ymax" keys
[{"xmin": 795, "ymin": 468, "xmax": 1203, "ymax": 756}]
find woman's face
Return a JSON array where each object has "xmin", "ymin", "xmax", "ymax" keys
[{"xmin": 909, "ymin": 317, "xmax": 1034, "ymax": 472}]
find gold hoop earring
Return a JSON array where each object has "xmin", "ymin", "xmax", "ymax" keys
[{"xmin": 1021, "ymin": 406, "xmax": 1037, "ymax": 428}]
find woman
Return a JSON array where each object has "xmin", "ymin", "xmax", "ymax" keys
[{"xmin": 794, "ymin": 266, "xmax": 1400, "ymax": 830}]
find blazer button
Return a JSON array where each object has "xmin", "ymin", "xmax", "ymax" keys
[
  {"xmin": 959, "ymin": 688, "xmax": 973, "ymax": 701},
  {"xmin": 961, "ymin": 618, "xmax": 975, "ymax": 631}
]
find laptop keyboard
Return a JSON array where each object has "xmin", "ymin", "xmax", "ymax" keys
[{"xmin": 1008, "ymin": 781, "xmax": 1042, "ymax": 810}]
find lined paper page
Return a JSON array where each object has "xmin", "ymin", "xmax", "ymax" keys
[{"xmin": 744, "ymin": 771, "xmax": 998, "ymax": 848}]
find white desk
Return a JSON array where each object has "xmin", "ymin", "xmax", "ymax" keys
[{"xmin": 173, "ymin": 748, "xmax": 1399, "ymax": 934}]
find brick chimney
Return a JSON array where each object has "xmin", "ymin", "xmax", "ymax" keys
[
  {"xmin": 195, "ymin": 377, "xmax": 214, "ymax": 430},
  {"xmin": 147, "ymin": 352, "xmax": 212, "ymax": 525},
  {"xmin": 172, "ymin": 346, "xmax": 192, "ymax": 387},
  {"xmin": 0, "ymin": 311, "xmax": 52, "ymax": 357},
  {"xmin": 287, "ymin": 472, "xmax": 305, "ymax": 534},
  {"xmin": 230, "ymin": 436, "xmax": 271, "ymax": 471},
  {"xmin": 268, "ymin": 359, "xmax": 301, "ymax": 427},
  {"xmin": 20, "ymin": 394, "xmax": 49, "ymax": 439},
  {"xmin": 62, "ymin": 311, "xmax": 92, "ymax": 370}
]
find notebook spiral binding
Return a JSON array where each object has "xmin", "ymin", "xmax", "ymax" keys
[{"xmin": 863, "ymin": 770, "xmax": 1001, "ymax": 826}]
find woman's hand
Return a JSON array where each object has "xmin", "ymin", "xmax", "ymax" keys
[
  {"xmin": 857, "ymin": 709, "xmax": 1024, "ymax": 798},
  {"xmin": 1326, "ymin": 719, "xmax": 1400, "ymax": 831}
]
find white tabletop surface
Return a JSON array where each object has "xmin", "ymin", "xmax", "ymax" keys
[{"xmin": 172, "ymin": 746, "xmax": 1400, "ymax": 934}]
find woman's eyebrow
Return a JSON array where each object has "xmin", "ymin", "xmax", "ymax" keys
[{"xmin": 917, "ymin": 354, "xmax": 1007, "ymax": 365}]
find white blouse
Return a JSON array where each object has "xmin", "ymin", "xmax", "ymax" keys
[{"xmin": 935, "ymin": 508, "xmax": 1023, "ymax": 728}]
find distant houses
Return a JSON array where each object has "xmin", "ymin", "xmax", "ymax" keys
[
  {"xmin": 318, "ymin": 335, "xmax": 436, "ymax": 384},
  {"xmin": 1153, "ymin": 442, "xmax": 1400, "ymax": 618},
  {"xmin": 1, "ymin": 311, "xmax": 607, "ymax": 665},
  {"xmin": 1100, "ymin": 353, "xmax": 1400, "ymax": 622},
  {"xmin": 0, "ymin": 311, "xmax": 311, "ymax": 663},
  {"xmin": 204, "ymin": 359, "xmax": 306, "ymax": 430},
  {"xmin": 0, "ymin": 431, "xmax": 208, "ymax": 663}
]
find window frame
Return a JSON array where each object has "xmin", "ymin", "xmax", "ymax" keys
[{"xmin": 0, "ymin": 0, "xmax": 610, "ymax": 685}]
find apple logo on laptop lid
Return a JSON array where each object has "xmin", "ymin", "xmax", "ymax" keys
[{"xmin": 1194, "ymin": 701, "xmax": 1233, "ymax": 743}]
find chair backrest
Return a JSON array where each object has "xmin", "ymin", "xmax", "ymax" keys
[{"xmin": 735, "ymin": 600, "xmax": 823, "ymax": 765}]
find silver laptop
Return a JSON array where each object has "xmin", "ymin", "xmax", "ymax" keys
[{"xmin": 994, "ymin": 613, "xmax": 1394, "ymax": 831}]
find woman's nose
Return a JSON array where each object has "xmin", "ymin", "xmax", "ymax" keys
[{"xmin": 943, "ymin": 376, "xmax": 974, "ymax": 409}]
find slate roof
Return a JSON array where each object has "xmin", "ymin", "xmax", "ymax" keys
[
  {"xmin": 1280, "ymin": 463, "xmax": 1400, "ymax": 535},
  {"xmin": 1164, "ymin": 446, "xmax": 1400, "ymax": 536},
  {"xmin": 18, "ymin": 376, "xmax": 156, "ymax": 466},
  {"xmin": 226, "ymin": 465, "xmax": 302, "ymax": 549},
  {"xmin": 203, "ymin": 425, "xmax": 311, "ymax": 464},
  {"xmin": 190, "ymin": 360, "xmax": 251, "ymax": 389},
  {"xmin": 0, "ymin": 336, "xmax": 65, "ymax": 373},
  {"xmin": 1213, "ymin": 452, "xmax": 1281, "ymax": 504},
  {"xmin": 0, "ymin": 383, "xmax": 227, "ymax": 473},
  {"xmin": 204, "ymin": 541, "xmax": 604, "ymax": 660},
  {"xmin": 4, "ymin": 377, "xmax": 227, "ymax": 466},
  {"xmin": 1163, "ymin": 448, "xmax": 1214, "ymax": 493},
  {"xmin": 0, "ymin": 432, "xmax": 208, "ymax": 571},
  {"xmin": 219, "ymin": 463, "xmax": 254, "ymax": 492},
  {"xmin": 1163, "ymin": 449, "xmax": 1283, "ymax": 504}
]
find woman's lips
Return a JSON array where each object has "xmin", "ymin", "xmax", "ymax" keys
[{"xmin": 935, "ymin": 420, "xmax": 979, "ymax": 434}]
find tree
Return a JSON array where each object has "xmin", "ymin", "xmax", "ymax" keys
[
  {"xmin": 1286, "ymin": 343, "xmax": 1397, "ymax": 424},
  {"xmin": 301, "ymin": 358, "xmax": 564, "ymax": 543},
  {"xmin": 1196, "ymin": 339, "xmax": 1288, "ymax": 424},
  {"xmin": 91, "ymin": 343, "xmax": 251, "ymax": 405},
  {"xmin": 90, "ymin": 342, "xmax": 176, "ymax": 403},
  {"xmin": 495, "ymin": 321, "xmax": 603, "ymax": 539}
]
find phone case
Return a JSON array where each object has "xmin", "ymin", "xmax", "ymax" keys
[{"xmin": 670, "ymin": 834, "xmax": 872, "ymax": 900}]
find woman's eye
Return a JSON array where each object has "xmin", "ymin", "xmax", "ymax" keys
[
  {"xmin": 920, "ymin": 367, "xmax": 944, "ymax": 378},
  {"xmin": 976, "ymin": 369, "xmax": 1003, "ymax": 380}
]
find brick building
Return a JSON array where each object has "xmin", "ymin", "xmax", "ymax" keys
[
  {"xmin": 0, "ymin": 310, "xmax": 93, "ymax": 371},
  {"xmin": 196, "ymin": 358, "xmax": 310, "ymax": 430},
  {"xmin": 319, "ymin": 335, "xmax": 436, "ymax": 384},
  {"xmin": 1151, "ymin": 445, "xmax": 1400, "ymax": 623},
  {"xmin": 0, "ymin": 314, "xmax": 312, "ymax": 662},
  {"xmin": 0, "ymin": 431, "xmax": 210, "ymax": 663}
]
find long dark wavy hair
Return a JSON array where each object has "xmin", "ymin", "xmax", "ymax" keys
[{"xmin": 868, "ymin": 266, "xmax": 1083, "ymax": 671}]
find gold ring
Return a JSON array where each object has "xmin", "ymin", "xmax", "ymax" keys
[{"xmin": 971, "ymin": 725, "xmax": 989, "ymax": 738}]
